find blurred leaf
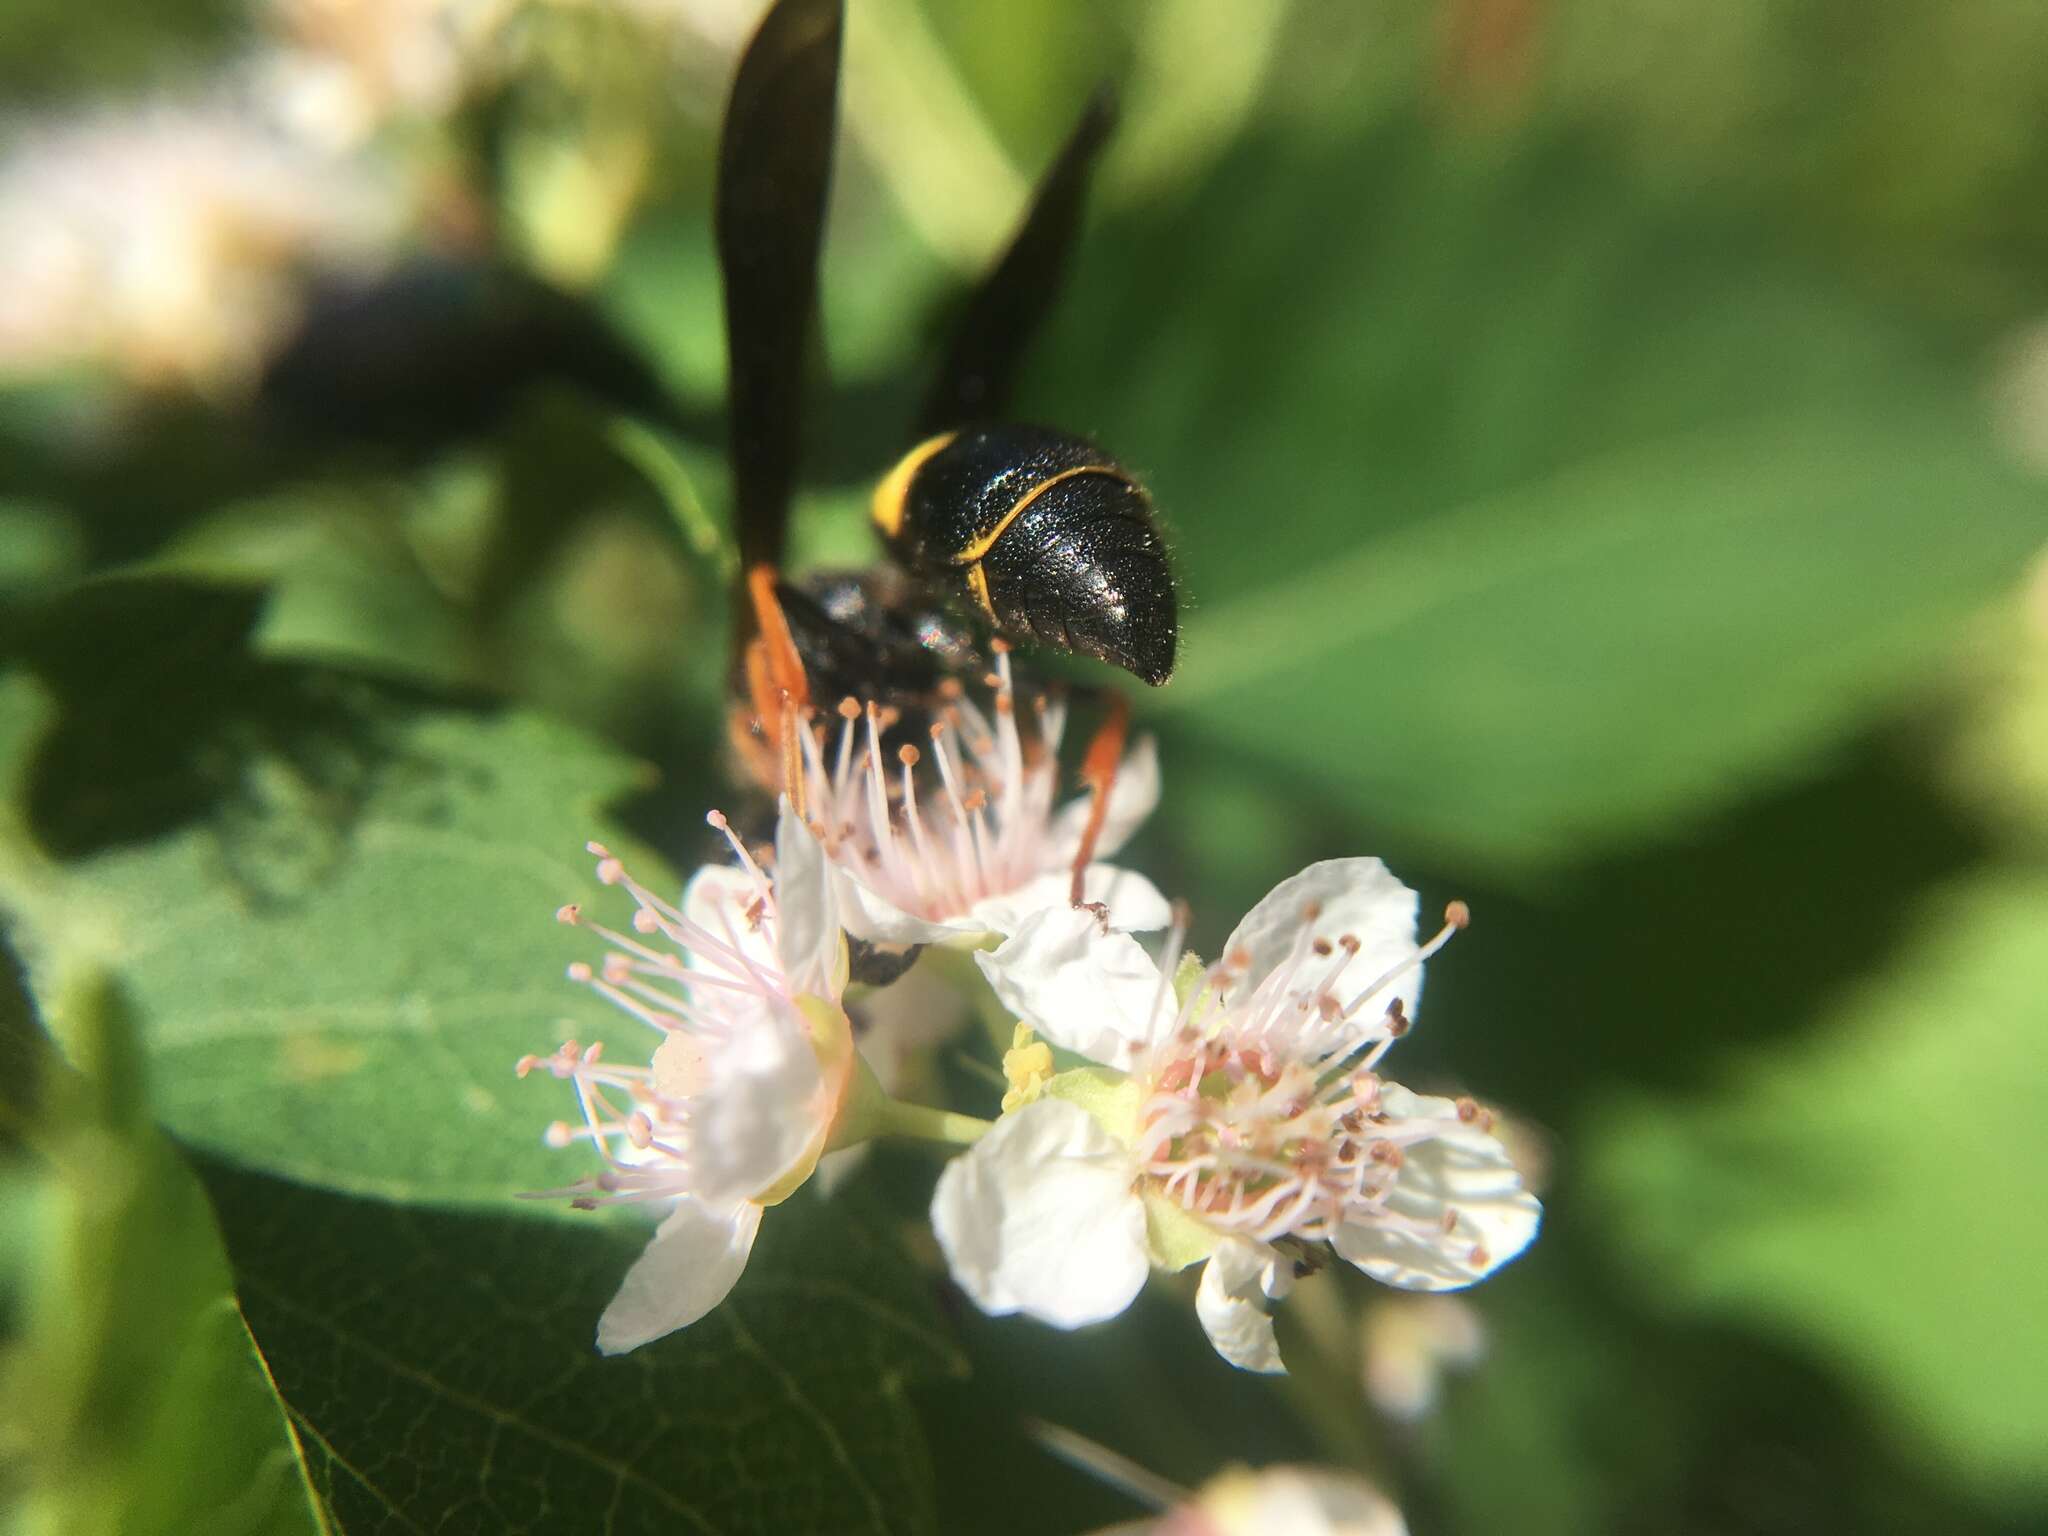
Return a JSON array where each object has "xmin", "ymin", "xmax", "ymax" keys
[
  {"xmin": 201, "ymin": 1163, "xmax": 960, "ymax": 1536},
  {"xmin": 0, "ymin": 0, "xmax": 234, "ymax": 98},
  {"xmin": 0, "ymin": 969, "xmax": 320, "ymax": 1536},
  {"xmin": 0, "ymin": 647, "xmax": 675, "ymax": 1205},
  {"xmin": 0, "ymin": 499, "xmax": 83, "ymax": 598},
  {"xmin": 1582, "ymin": 869, "xmax": 2048, "ymax": 1498},
  {"xmin": 155, "ymin": 490, "xmax": 489, "ymax": 693},
  {"xmin": 1035, "ymin": 117, "xmax": 2048, "ymax": 875}
]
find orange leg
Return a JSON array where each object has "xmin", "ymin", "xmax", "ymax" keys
[
  {"xmin": 1069, "ymin": 689, "xmax": 1130, "ymax": 924},
  {"xmin": 735, "ymin": 564, "xmax": 813, "ymax": 806}
]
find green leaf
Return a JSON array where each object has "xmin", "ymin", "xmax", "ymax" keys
[
  {"xmin": 201, "ymin": 1163, "xmax": 961, "ymax": 1536},
  {"xmin": 1581, "ymin": 868, "xmax": 2048, "ymax": 1496},
  {"xmin": 0, "ymin": 651, "xmax": 675, "ymax": 1205},
  {"xmin": 155, "ymin": 484, "xmax": 492, "ymax": 694},
  {"xmin": 0, "ymin": 970, "xmax": 321, "ymax": 1536},
  {"xmin": 1035, "ymin": 117, "xmax": 2048, "ymax": 874}
]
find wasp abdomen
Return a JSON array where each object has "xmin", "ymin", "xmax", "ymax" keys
[{"xmin": 873, "ymin": 423, "xmax": 1177, "ymax": 686}]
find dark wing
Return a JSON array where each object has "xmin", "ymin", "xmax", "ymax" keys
[
  {"xmin": 716, "ymin": 0, "xmax": 843, "ymax": 580},
  {"xmin": 916, "ymin": 86, "xmax": 1118, "ymax": 438}
]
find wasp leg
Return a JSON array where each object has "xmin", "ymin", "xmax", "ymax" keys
[
  {"xmin": 1068, "ymin": 688, "xmax": 1131, "ymax": 929},
  {"xmin": 735, "ymin": 564, "xmax": 815, "ymax": 807}
]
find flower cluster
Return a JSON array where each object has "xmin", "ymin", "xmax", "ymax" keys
[
  {"xmin": 0, "ymin": 99, "xmax": 397, "ymax": 391},
  {"xmin": 521, "ymin": 671, "xmax": 1541, "ymax": 1368}
]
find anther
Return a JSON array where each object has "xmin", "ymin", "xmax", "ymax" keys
[
  {"xmin": 705, "ymin": 809, "xmax": 729, "ymax": 830},
  {"xmin": 596, "ymin": 858, "xmax": 624, "ymax": 885},
  {"xmin": 837, "ymin": 697, "xmax": 861, "ymax": 720},
  {"xmin": 898, "ymin": 743, "xmax": 921, "ymax": 767},
  {"xmin": 632, "ymin": 909, "xmax": 658, "ymax": 933},
  {"xmin": 555, "ymin": 904, "xmax": 581, "ymax": 924},
  {"xmin": 567, "ymin": 962, "xmax": 594, "ymax": 982},
  {"xmin": 1455, "ymin": 1096, "xmax": 1481, "ymax": 1123},
  {"xmin": 1445, "ymin": 900, "xmax": 1471, "ymax": 929},
  {"xmin": 544, "ymin": 1121, "xmax": 575, "ymax": 1148},
  {"xmin": 1312, "ymin": 938, "xmax": 1334, "ymax": 958}
]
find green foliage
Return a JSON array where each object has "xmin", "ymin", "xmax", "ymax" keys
[
  {"xmin": 0, "ymin": 626, "xmax": 669, "ymax": 1204},
  {"xmin": 0, "ymin": 970, "xmax": 320, "ymax": 1536},
  {"xmin": 5, "ymin": 2, "xmax": 2048, "ymax": 1532},
  {"xmin": 1584, "ymin": 869, "xmax": 2048, "ymax": 1498},
  {"xmin": 203, "ymin": 1163, "xmax": 961, "ymax": 1535},
  {"xmin": 1033, "ymin": 117, "xmax": 2048, "ymax": 874}
]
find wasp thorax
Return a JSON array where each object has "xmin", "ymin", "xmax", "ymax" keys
[{"xmin": 873, "ymin": 424, "xmax": 1178, "ymax": 686}]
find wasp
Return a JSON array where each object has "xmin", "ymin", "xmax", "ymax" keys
[{"xmin": 713, "ymin": 0, "xmax": 1178, "ymax": 883}]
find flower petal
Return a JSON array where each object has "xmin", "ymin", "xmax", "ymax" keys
[
  {"xmin": 682, "ymin": 863, "xmax": 775, "ymax": 972},
  {"xmin": 965, "ymin": 863, "xmax": 1173, "ymax": 938},
  {"xmin": 833, "ymin": 871, "xmax": 966, "ymax": 947},
  {"xmin": 774, "ymin": 796, "xmax": 845, "ymax": 997},
  {"xmin": 1194, "ymin": 1236, "xmax": 1294, "ymax": 1374},
  {"xmin": 974, "ymin": 905, "xmax": 1167, "ymax": 1067},
  {"xmin": 595, "ymin": 1198, "xmax": 762, "ymax": 1354},
  {"xmin": 930, "ymin": 1098, "xmax": 1149, "ymax": 1329},
  {"xmin": 673, "ymin": 998, "xmax": 827, "ymax": 1205},
  {"xmin": 1197, "ymin": 1465, "xmax": 1411, "ymax": 1536},
  {"xmin": 1221, "ymin": 857, "xmax": 1422, "ymax": 1029},
  {"xmin": 1050, "ymin": 733, "xmax": 1160, "ymax": 862},
  {"xmin": 1333, "ymin": 1085, "xmax": 1541, "ymax": 1290}
]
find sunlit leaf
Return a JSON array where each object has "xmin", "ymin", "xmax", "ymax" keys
[
  {"xmin": 1034, "ymin": 117, "xmax": 2048, "ymax": 874},
  {"xmin": 0, "ymin": 645, "xmax": 673, "ymax": 1205},
  {"xmin": 1582, "ymin": 869, "xmax": 2048, "ymax": 1496}
]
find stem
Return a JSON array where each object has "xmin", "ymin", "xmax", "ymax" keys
[{"xmin": 874, "ymin": 1097, "xmax": 992, "ymax": 1147}]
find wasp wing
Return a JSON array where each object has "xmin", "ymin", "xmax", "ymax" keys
[
  {"xmin": 717, "ymin": 0, "xmax": 843, "ymax": 581},
  {"xmin": 916, "ymin": 86, "xmax": 1118, "ymax": 438}
]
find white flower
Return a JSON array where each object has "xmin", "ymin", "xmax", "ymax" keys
[
  {"xmin": 0, "ymin": 99, "xmax": 397, "ymax": 392},
  {"xmin": 932, "ymin": 859, "xmax": 1541, "ymax": 1372},
  {"xmin": 1361, "ymin": 1294, "xmax": 1486, "ymax": 1422},
  {"xmin": 253, "ymin": 0, "xmax": 514, "ymax": 149},
  {"xmin": 1139, "ymin": 1465, "xmax": 1408, "ymax": 1536},
  {"xmin": 518, "ymin": 798, "xmax": 855, "ymax": 1354},
  {"xmin": 794, "ymin": 648, "xmax": 1169, "ymax": 946}
]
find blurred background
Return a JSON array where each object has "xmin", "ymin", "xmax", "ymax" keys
[{"xmin": 1, "ymin": 1, "xmax": 2045, "ymax": 1533}]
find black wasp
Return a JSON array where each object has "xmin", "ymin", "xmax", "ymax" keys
[{"xmin": 714, "ymin": 0, "xmax": 1178, "ymax": 851}]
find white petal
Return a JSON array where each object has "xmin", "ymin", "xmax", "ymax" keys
[
  {"xmin": 930, "ymin": 1098, "xmax": 1148, "ymax": 1329},
  {"xmin": 678, "ymin": 998, "xmax": 827, "ymax": 1204},
  {"xmin": 595, "ymin": 1198, "xmax": 762, "ymax": 1354},
  {"xmin": 774, "ymin": 796, "xmax": 844, "ymax": 997},
  {"xmin": 1334, "ymin": 1086, "xmax": 1541, "ymax": 1291},
  {"xmin": 1049, "ymin": 733, "xmax": 1161, "ymax": 863},
  {"xmin": 682, "ymin": 864, "xmax": 775, "ymax": 972},
  {"xmin": 964, "ymin": 864, "xmax": 1173, "ymax": 938},
  {"xmin": 974, "ymin": 905, "xmax": 1167, "ymax": 1067},
  {"xmin": 1206, "ymin": 1466, "xmax": 1411, "ymax": 1536},
  {"xmin": 832, "ymin": 870, "xmax": 965, "ymax": 947},
  {"xmin": 1221, "ymin": 858, "xmax": 1422, "ymax": 1028},
  {"xmin": 1194, "ymin": 1237, "xmax": 1294, "ymax": 1373}
]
